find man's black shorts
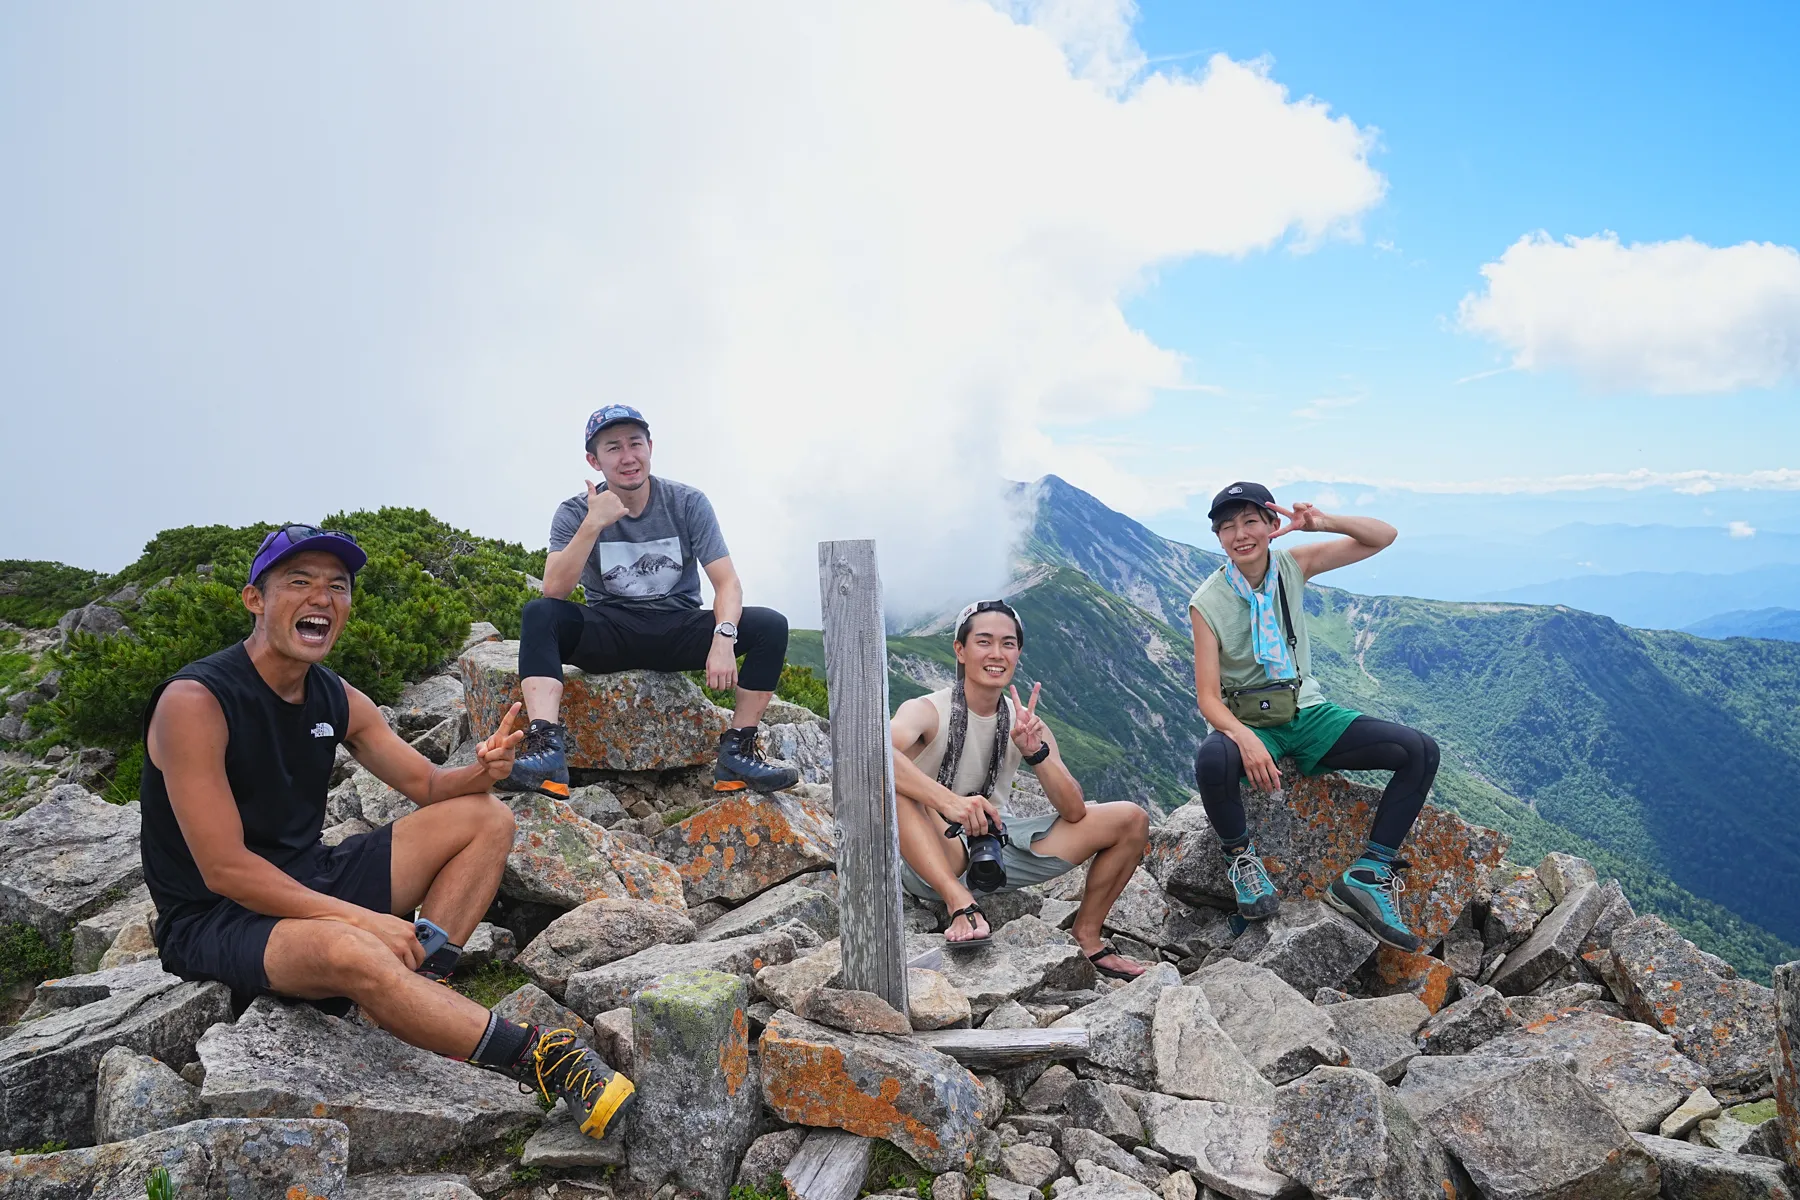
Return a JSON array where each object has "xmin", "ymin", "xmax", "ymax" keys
[{"xmin": 155, "ymin": 824, "xmax": 394, "ymax": 999}]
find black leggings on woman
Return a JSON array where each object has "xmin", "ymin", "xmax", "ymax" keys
[{"xmin": 1193, "ymin": 716, "xmax": 1440, "ymax": 853}]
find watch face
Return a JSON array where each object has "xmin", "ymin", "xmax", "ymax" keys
[{"xmin": 717, "ymin": 622, "xmax": 738, "ymax": 638}]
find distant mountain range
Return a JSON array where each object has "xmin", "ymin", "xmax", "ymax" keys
[
  {"xmin": 1478, "ymin": 562, "xmax": 1800, "ymax": 630},
  {"xmin": 1684, "ymin": 607, "xmax": 1800, "ymax": 642},
  {"xmin": 796, "ymin": 474, "xmax": 1800, "ymax": 979}
]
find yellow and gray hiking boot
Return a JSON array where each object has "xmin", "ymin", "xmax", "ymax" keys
[
  {"xmin": 1327, "ymin": 858, "xmax": 1422, "ymax": 952},
  {"xmin": 500, "ymin": 720, "xmax": 570, "ymax": 800},
  {"xmin": 518, "ymin": 1027, "xmax": 635, "ymax": 1139}
]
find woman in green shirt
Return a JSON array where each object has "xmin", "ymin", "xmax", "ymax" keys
[{"xmin": 1188, "ymin": 482, "xmax": 1440, "ymax": 951}]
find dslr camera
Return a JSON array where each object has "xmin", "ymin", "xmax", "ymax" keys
[{"xmin": 945, "ymin": 818, "xmax": 1010, "ymax": 893}]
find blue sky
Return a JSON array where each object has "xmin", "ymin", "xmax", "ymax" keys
[
  {"xmin": 1, "ymin": 2, "xmax": 1795, "ymax": 621},
  {"xmin": 1100, "ymin": 2, "xmax": 1800, "ymax": 526}
]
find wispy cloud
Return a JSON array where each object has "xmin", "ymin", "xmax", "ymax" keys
[
  {"xmin": 1728, "ymin": 520, "xmax": 1757, "ymax": 539},
  {"xmin": 1268, "ymin": 466, "xmax": 1800, "ymax": 495},
  {"xmin": 1292, "ymin": 394, "xmax": 1361, "ymax": 420}
]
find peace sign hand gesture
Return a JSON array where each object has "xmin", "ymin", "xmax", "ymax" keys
[
  {"xmin": 474, "ymin": 702, "xmax": 528, "ymax": 783},
  {"xmin": 1269, "ymin": 501, "xmax": 1327, "ymax": 540},
  {"xmin": 1008, "ymin": 683, "xmax": 1047, "ymax": 756}
]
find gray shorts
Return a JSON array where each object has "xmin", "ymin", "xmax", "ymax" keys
[{"xmin": 899, "ymin": 811, "xmax": 1077, "ymax": 902}]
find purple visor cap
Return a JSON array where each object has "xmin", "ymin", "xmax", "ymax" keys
[{"xmin": 250, "ymin": 525, "xmax": 368, "ymax": 583}]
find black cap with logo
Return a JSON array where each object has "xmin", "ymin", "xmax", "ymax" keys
[{"xmin": 1207, "ymin": 481, "xmax": 1279, "ymax": 522}]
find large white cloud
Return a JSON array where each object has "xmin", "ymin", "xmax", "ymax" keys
[
  {"xmin": 0, "ymin": 1, "xmax": 1383, "ymax": 620},
  {"xmin": 1459, "ymin": 232, "xmax": 1800, "ymax": 395}
]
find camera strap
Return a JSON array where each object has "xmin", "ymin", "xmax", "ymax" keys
[{"xmin": 935, "ymin": 675, "xmax": 1012, "ymax": 800}]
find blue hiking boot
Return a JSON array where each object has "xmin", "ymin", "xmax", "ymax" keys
[
  {"xmin": 1327, "ymin": 858, "xmax": 1422, "ymax": 952},
  {"xmin": 500, "ymin": 719, "xmax": 570, "ymax": 799},
  {"xmin": 1226, "ymin": 845, "xmax": 1281, "ymax": 921}
]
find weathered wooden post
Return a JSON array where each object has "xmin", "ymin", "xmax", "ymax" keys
[{"xmin": 818, "ymin": 539, "xmax": 908, "ymax": 1015}]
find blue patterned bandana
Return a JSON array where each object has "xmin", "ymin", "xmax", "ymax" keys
[{"xmin": 1225, "ymin": 556, "xmax": 1295, "ymax": 681}]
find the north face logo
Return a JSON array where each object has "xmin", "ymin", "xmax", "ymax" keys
[{"xmin": 311, "ymin": 723, "xmax": 334, "ymax": 738}]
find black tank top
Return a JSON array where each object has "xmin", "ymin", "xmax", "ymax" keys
[{"xmin": 139, "ymin": 640, "xmax": 350, "ymax": 937}]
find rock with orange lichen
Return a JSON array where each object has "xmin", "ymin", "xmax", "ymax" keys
[
  {"xmin": 503, "ymin": 793, "xmax": 686, "ymax": 911},
  {"xmin": 1359, "ymin": 946, "xmax": 1456, "ymax": 1014},
  {"xmin": 460, "ymin": 639, "xmax": 729, "ymax": 771},
  {"xmin": 1145, "ymin": 763, "xmax": 1507, "ymax": 948},
  {"xmin": 1478, "ymin": 1008, "xmax": 1709, "ymax": 1132},
  {"xmin": 196, "ymin": 998, "xmax": 539, "ymax": 1171},
  {"xmin": 759, "ymin": 1011, "xmax": 988, "ymax": 1172},
  {"xmin": 1608, "ymin": 914, "xmax": 1778, "ymax": 1102},
  {"xmin": 628, "ymin": 970, "xmax": 760, "ymax": 1200},
  {"xmin": 654, "ymin": 789, "xmax": 837, "ymax": 906}
]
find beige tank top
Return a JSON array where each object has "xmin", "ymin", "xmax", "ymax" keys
[{"xmin": 910, "ymin": 687, "xmax": 1022, "ymax": 799}]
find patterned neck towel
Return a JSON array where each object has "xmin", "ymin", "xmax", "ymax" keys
[{"xmin": 1225, "ymin": 556, "xmax": 1296, "ymax": 681}]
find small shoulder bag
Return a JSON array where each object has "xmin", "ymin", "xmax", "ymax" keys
[{"xmin": 1221, "ymin": 570, "xmax": 1301, "ymax": 728}]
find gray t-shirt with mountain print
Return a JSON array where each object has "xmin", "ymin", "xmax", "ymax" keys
[{"xmin": 547, "ymin": 476, "xmax": 728, "ymax": 611}]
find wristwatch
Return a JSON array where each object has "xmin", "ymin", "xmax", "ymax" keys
[
  {"xmin": 714, "ymin": 621, "xmax": 739, "ymax": 642},
  {"xmin": 1023, "ymin": 742, "xmax": 1051, "ymax": 766}
]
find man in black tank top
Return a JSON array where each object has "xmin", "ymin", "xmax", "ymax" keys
[{"xmin": 141, "ymin": 525, "xmax": 636, "ymax": 1142}]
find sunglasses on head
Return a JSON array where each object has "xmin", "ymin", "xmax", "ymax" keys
[
  {"xmin": 273, "ymin": 524, "xmax": 360, "ymax": 545},
  {"xmin": 955, "ymin": 599, "xmax": 1025, "ymax": 644}
]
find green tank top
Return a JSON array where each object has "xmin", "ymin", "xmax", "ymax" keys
[{"xmin": 1187, "ymin": 547, "xmax": 1325, "ymax": 708}]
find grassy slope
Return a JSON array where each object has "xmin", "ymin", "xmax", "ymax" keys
[{"xmin": 1302, "ymin": 587, "xmax": 1800, "ymax": 976}]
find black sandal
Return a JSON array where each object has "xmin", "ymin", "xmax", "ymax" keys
[
  {"xmin": 1087, "ymin": 942, "xmax": 1143, "ymax": 981},
  {"xmin": 944, "ymin": 903, "xmax": 992, "ymax": 950}
]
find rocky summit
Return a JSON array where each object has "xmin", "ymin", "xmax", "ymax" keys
[{"xmin": 2, "ymin": 641, "xmax": 1798, "ymax": 1200}]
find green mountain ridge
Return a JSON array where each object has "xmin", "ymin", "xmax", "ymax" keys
[{"xmin": 801, "ymin": 474, "xmax": 1800, "ymax": 979}]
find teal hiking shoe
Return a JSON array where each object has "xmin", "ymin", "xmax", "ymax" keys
[
  {"xmin": 500, "ymin": 720, "xmax": 570, "ymax": 799},
  {"xmin": 1327, "ymin": 858, "xmax": 1422, "ymax": 952},
  {"xmin": 1226, "ymin": 846, "xmax": 1281, "ymax": 921}
]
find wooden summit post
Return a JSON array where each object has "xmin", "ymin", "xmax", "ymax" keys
[{"xmin": 818, "ymin": 540, "xmax": 908, "ymax": 1015}]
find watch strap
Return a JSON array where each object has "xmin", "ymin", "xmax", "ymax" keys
[{"xmin": 1023, "ymin": 742, "xmax": 1051, "ymax": 766}]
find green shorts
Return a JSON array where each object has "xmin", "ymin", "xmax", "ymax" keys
[
  {"xmin": 898, "ymin": 811, "xmax": 1077, "ymax": 903},
  {"xmin": 1247, "ymin": 700, "xmax": 1362, "ymax": 777}
]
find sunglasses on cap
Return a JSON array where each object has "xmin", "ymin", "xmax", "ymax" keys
[
  {"xmin": 273, "ymin": 524, "xmax": 359, "ymax": 544},
  {"xmin": 954, "ymin": 599, "xmax": 1026, "ymax": 647}
]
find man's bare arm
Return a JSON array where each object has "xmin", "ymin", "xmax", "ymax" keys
[
  {"xmin": 1027, "ymin": 725, "xmax": 1086, "ymax": 822},
  {"xmin": 341, "ymin": 685, "xmax": 517, "ymax": 805},
  {"xmin": 148, "ymin": 682, "xmax": 398, "ymax": 934}
]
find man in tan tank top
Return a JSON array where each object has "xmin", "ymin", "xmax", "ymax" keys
[{"xmin": 889, "ymin": 600, "xmax": 1153, "ymax": 979}]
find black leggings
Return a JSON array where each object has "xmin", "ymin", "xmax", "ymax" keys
[
  {"xmin": 517, "ymin": 597, "xmax": 789, "ymax": 694},
  {"xmin": 1193, "ymin": 716, "xmax": 1440, "ymax": 853}
]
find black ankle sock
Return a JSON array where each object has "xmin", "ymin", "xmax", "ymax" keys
[
  {"xmin": 471, "ymin": 1014, "xmax": 535, "ymax": 1072},
  {"xmin": 417, "ymin": 942, "xmax": 463, "ymax": 981}
]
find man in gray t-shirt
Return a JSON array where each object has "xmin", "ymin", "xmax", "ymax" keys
[
  {"xmin": 504, "ymin": 405, "xmax": 799, "ymax": 798},
  {"xmin": 545, "ymin": 475, "xmax": 725, "ymax": 612}
]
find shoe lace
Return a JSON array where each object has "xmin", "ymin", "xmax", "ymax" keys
[
  {"xmin": 519, "ymin": 723, "xmax": 553, "ymax": 758},
  {"xmin": 528, "ymin": 1027, "xmax": 602, "ymax": 1107},
  {"xmin": 1359, "ymin": 863, "xmax": 1408, "ymax": 925},
  {"xmin": 1227, "ymin": 851, "xmax": 1274, "ymax": 900},
  {"xmin": 732, "ymin": 729, "xmax": 769, "ymax": 763}
]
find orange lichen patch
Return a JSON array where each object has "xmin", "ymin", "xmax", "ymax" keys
[
  {"xmin": 310, "ymin": 1102, "xmax": 328, "ymax": 1118},
  {"xmin": 722, "ymin": 1008, "xmax": 751, "ymax": 1098},
  {"xmin": 1369, "ymin": 947, "xmax": 1454, "ymax": 1013},
  {"xmin": 1258, "ymin": 770, "xmax": 1507, "ymax": 944},
  {"xmin": 760, "ymin": 1029, "xmax": 942, "ymax": 1154}
]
